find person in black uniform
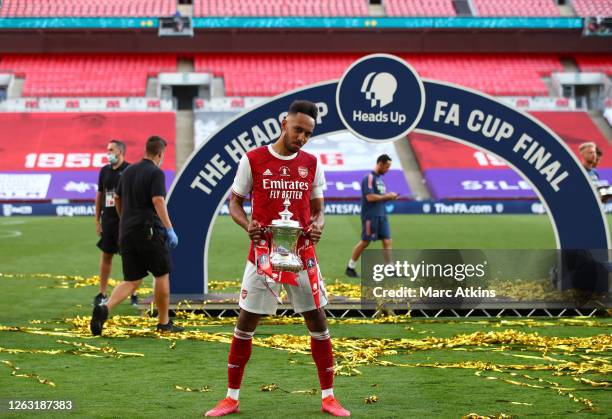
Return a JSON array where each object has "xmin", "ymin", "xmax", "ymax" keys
[
  {"xmin": 90, "ymin": 136, "xmax": 183, "ymax": 335},
  {"xmin": 93, "ymin": 140, "xmax": 137, "ymax": 306}
]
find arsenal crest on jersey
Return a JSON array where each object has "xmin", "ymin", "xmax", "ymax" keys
[{"xmin": 298, "ymin": 166, "xmax": 308, "ymax": 178}]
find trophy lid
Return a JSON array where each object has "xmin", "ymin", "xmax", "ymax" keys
[{"xmin": 271, "ymin": 199, "xmax": 301, "ymax": 228}]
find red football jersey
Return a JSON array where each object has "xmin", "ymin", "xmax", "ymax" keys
[{"xmin": 232, "ymin": 145, "xmax": 324, "ymax": 264}]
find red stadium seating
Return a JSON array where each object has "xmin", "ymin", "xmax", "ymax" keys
[
  {"xmin": 574, "ymin": 55, "xmax": 612, "ymax": 75},
  {"xmin": 0, "ymin": 112, "xmax": 177, "ymax": 171},
  {"xmin": 572, "ymin": 0, "xmax": 612, "ymax": 17},
  {"xmin": 0, "ymin": 55, "xmax": 177, "ymax": 97},
  {"xmin": 0, "ymin": 0, "xmax": 175, "ymax": 17},
  {"xmin": 472, "ymin": 0, "xmax": 560, "ymax": 17},
  {"xmin": 193, "ymin": 0, "xmax": 369, "ymax": 17},
  {"xmin": 0, "ymin": 112, "xmax": 176, "ymax": 201},
  {"xmin": 195, "ymin": 53, "xmax": 562, "ymax": 97},
  {"xmin": 384, "ymin": 0, "xmax": 457, "ymax": 17}
]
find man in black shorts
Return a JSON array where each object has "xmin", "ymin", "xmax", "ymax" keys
[
  {"xmin": 93, "ymin": 140, "xmax": 138, "ymax": 306},
  {"xmin": 90, "ymin": 136, "xmax": 183, "ymax": 335}
]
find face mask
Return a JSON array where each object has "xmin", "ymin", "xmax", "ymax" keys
[
  {"xmin": 158, "ymin": 157, "xmax": 164, "ymax": 167},
  {"xmin": 107, "ymin": 153, "xmax": 118, "ymax": 165}
]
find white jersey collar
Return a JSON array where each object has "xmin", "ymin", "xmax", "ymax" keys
[{"xmin": 268, "ymin": 144, "xmax": 297, "ymax": 160}]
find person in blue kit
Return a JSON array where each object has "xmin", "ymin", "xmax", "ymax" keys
[{"xmin": 345, "ymin": 154, "xmax": 398, "ymax": 278}]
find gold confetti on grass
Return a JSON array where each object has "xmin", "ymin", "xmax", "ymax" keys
[
  {"xmin": 0, "ymin": 340, "xmax": 143, "ymax": 359},
  {"xmin": 1, "ymin": 359, "xmax": 55, "ymax": 387},
  {"xmin": 462, "ymin": 413, "xmax": 511, "ymax": 419},
  {"xmin": 1, "ymin": 314, "xmax": 610, "ymax": 411},
  {"xmin": 573, "ymin": 377, "xmax": 611, "ymax": 388},
  {"xmin": 291, "ymin": 389, "xmax": 318, "ymax": 395},
  {"xmin": 207, "ymin": 280, "xmax": 241, "ymax": 290},
  {"xmin": 325, "ymin": 281, "xmax": 361, "ymax": 299},
  {"xmin": 364, "ymin": 395, "xmax": 378, "ymax": 404},
  {"xmin": 0, "ymin": 273, "xmax": 153, "ymax": 295},
  {"xmin": 260, "ymin": 383, "xmax": 280, "ymax": 392},
  {"xmin": 259, "ymin": 383, "xmax": 317, "ymax": 395},
  {"xmin": 495, "ymin": 400, "xmax": 532, "ymax": 406},
  {"xmin": 174, "ymin": 384, "xmax": 211, "ymax": 393}
]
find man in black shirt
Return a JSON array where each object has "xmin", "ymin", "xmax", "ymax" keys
[
  {"xmin": 94, "ymin": 140, "xmax": 138, "ymax": 306},
  {"xmin": 90, "ymin": 136, "xmax": 183, "ymax": 335}
]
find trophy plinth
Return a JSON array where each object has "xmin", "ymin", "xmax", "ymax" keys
[{"xmin": 269, "ymin": 199, "xmax": 303, "ymax": 273}]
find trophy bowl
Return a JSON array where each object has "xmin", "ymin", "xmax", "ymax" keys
[{"xmin": 269, "ymin": 199, "xmax": 303, "ymax": 273}]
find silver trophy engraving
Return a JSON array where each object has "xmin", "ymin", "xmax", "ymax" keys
[{"xmin": 269, "ymin": 199, "xmax": 303, "ymax": 273}]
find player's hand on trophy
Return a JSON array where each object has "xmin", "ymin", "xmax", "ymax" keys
[
  {"xmin": 386, "ymin": 192, "xmax": 399, "ymax": 201},
  {"xmin": 247, "ymin": 220, "xmax": 263, "ymax": 241},
  {"xmin": 307, "ymin": 222, "xmax": 324, "ymax": 244}
]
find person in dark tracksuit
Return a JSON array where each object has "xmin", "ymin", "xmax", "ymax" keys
[{"xmin": 345, "ymin": 154, "xmax": 398, "ymax": 278}]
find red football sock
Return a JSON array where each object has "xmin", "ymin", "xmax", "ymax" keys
[
  {"xmin": 310, "ymin": 333, "xmax": 334, "ymax": 390},
  {"xmin": 228, "ymin": 332, "xmax": 252, "ymax": 390}
]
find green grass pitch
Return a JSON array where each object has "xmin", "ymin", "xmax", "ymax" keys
[{"xmin": 0, "ymin": 215, "xmax": 610, "ymax": 418}]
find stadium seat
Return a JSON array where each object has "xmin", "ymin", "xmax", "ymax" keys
[
  {"xmin": 472, "ymin": 0, "xmax": 560, "ymax": 17},
  {"xmin": 193, "ymin": 0, "xmax": 369, "ymax": 17},
  {"xmin": 195, "ymin": 53, "xmax": 562, "ymax": 97},
  {"xmin": 384, "ymin": 0, "xmax": 457, "ymax": 17},
  {"xmin": 574, "ymin": 55, "xmax": 612, "ymax": 75},
  {"xmin": 0, "ymin": 54, "xmax": 177, "ymax": 97},
  {"xmin": 571, "ymin": 0, "xmax": 612, "ymax": 18},
  {"xmin": 0, "ymin": 0, "xmax": 176, "ymax": 17}
]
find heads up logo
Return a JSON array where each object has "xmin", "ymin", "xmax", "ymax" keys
[
  {"xmin": 336, "ymin": 54, "xmax": 425, "ymax": 142},
  {"xmin": 361, "ymin": 72, "xmax": 397, "ymax": 108}
]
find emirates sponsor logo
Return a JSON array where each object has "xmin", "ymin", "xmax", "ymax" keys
[
  {"xmin": 263, "ymin": 169, "xmax": 273, "ymax": 176},
  {"xmin": 298, "ymin": 166, "xmax": 308, "ymax": 178},
  {"xmin": 262, "ymin": 179, "xmax": 309, "ymax": 191},
  {"xmin": 263, "ymin": 178, "xmax": 309, "ymax": 200}
]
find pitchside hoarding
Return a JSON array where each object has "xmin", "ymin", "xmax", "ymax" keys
[{"xmin": 4, "ymin": 200, "xmax": 612, "ymax": 217}]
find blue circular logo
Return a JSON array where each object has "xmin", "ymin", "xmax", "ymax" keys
[{"xmin": 336, "ymin": 54, "xmax": 425, "ymax": 142}]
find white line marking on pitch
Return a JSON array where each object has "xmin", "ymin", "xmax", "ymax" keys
[
  {"xmin": 0, "ymin": 220, "xmax": 26, "ymax": 226},
  {"xmin": 0, "ymin": 230, "xmax": 22, "ymax": 239}
]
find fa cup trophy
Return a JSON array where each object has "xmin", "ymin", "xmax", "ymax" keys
[{"xmin": 269, "ymin": 199, "xmax": 303, "ymax": 273}]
